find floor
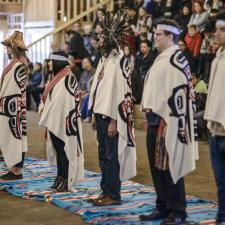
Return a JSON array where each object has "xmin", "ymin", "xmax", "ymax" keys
[{"xmin": 0, "ymin": 111, "xmax": 217, "ymax": 225}]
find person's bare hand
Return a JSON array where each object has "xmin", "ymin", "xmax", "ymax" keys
[
  {"xmin": 91, "ymin": 115, "xmax": 96, "ymax": 131},
  {"xmin": 108, "ymin": 119, "xmax": 117, "ymax": 138}
]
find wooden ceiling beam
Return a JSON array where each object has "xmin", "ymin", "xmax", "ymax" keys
[{"xmin": 0, "ymin": 3, "xmax": 22, "ymax": 14}]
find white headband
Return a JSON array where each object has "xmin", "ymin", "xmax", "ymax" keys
[
  {"xmin": 216, "ymin": 20, "xmax": 225, "ymax": 28},
  {"xmin": 157, "ymin": 24, "xmax": 180, "ymax": 35},
  {"xmin": 49, "ymin": 54, "xmax": 69, "ymax": 61}
]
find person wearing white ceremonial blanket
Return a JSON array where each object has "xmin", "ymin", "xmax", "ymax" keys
[
  {"xmin": 140, "ymin": 20, "xmax": 198, "ymax": 225},
  {"xmin": 88, "ymin": 11, "xmax": 136, "ymax": 206},
  {"xmin": 0, "ymin": 31, "xmax": 28, "ymax": 180},
  {"xmin": 39, "ymin": 52, "xmax": 84, "ymax": 192},
  {"xmin": 204, "ymin": 11, "xmax": 225, "ymax": 225}
]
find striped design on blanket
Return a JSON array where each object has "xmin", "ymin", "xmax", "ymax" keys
[{"xmin": 0, "ymin": 157, "xmax": 217, "ymax": 225}]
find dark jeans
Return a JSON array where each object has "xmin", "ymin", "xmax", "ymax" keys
[
  {"xmin": 30, "ymin": 86, "xmax": 44, "ymax": 109},
  {"xmin": 15, "ymin": 152, "xmax": 25, "ymax": 168},
  {"xmin": 49, "ymin": 131, "xmax": 69, "ymax": 179},
  {"xmin": 95, "ymin": 114, "xmax": 121, "ymax": 201},
  {"xmin": 26, "ymin": 86, "xmax": 44, "ymax": 110},
  {"xmin": 81, "ymin": 94, "xmax": 92, "ymax": 119},
  {"xmin": 209, "ymin": 135, "xmax": 225, "ymax": 222},
  {"xmin": 146, "ymin": 124, "xmax": 187, "ymax": 218}
]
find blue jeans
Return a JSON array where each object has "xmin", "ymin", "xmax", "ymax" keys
[
  {"xmin": 95, "ymin": 114, "xmax": 121, "ymax": 200},
  {"xmin": 81, "ymin": 94, "xmax": 91, "ymax": 119},
  {"xmin": 210, "ymin": 135, "xmax": 225, "ymax": 222}
]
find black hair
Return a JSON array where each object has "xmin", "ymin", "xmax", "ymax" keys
[
  {"xmin": 128, "ymin": 6, "xmax": 136, "ymax": 11},
  {"xmin": 140, "ymin": 39, "xmax": 151, "ymax": 47},
  {"xmin": 35, "ymin": 62, "xmax": 42, "ymax": 72},
  {"xmin": 49, "ymin": 51, "xmax": 69, "ymax": 100},
  {"xmin": 66, "ymin": 30, "xmax": 75, "ymax": 36},
  {"xmin": 157, "ymin": 19, "xmax": 180, "ymax": 44},
  {"xmin": 191, "ymin": 72, "xmax": 200, "ymax": 79},
  {"xmin": 211, "ymin": 9, "xmax": 218, "ymax": 14},
  {"xmin": 178, "ymin": 38, "xmax": 187, "ymax": 45},
  {"xmin": 28, "ymin": 62, "xmax": 33, "ymax": 71},
  {"xmin": 215, "ymin": 10, "xmax": 225, "ymax": 22},
  {"xmin": 183, "ymin": 4, "xmax": 191, "ymax": 9},
  {"xmin": 97, "ymin": 8, "xmax": 106, "ymax": 15},
  {"xmin": 83, "ymin": 57, "xmax": 93, "ymax": 66},
  {"xmin": 51, "ymin": 51, "xmax": 70, "ymax": 76}
]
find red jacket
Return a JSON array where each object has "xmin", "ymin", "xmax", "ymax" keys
[{"xmin": 184, "ymin": 32, "xmax": 203, "ymax": 57}]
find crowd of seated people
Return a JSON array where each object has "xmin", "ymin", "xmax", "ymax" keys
[{"xmin": 27, "ymin": 0, "xmax": 225, "ymax": 139}]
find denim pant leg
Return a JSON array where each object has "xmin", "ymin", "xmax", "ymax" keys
[
  {"xmin": 95, "ymin": 115, "xmax": 121, "ymax": 200},
  {"xmin": 210, "ymin": 135, "xmax": 225, "ymax": 222},
  {"xmin": 104, "ymin": 129, "xmax": 121, "ymax": 200},
  {"xmin": 81, "ymin": 95, "xmax": 89, "ymax": 119},
  {"xmin": 95, "ymin": 116, "xmax": 107, "ymax": 196},
  {"xmin": 164, "ymin": 171, "xmax": 186, "ymax": 218}
]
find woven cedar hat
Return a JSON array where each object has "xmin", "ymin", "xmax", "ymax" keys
[{"xmin": 1, "ymin": 31, "xmax": 28, "ymax": 51}]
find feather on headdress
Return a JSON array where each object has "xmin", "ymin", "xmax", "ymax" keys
[{"xmin": 92, "ymin": 11, "xmax": 130, "ymax": 56}]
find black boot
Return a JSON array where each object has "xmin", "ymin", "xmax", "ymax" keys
[
  {"xmin": 0, "ymin": 171, "xmax": 23, "ymax": 180},
  {"xmin": 50, "ymin": 176, "xmax": 62, "ymax": 190},
  {"xmin": 56, "ymin": 179, "xmax": 68, "ymax": 192}
]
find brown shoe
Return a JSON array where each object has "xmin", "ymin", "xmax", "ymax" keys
[
  {"xmin": 87, "ymin": 194, "xmax": 106, "ymax": 203},
  {"xmin": 93, "ymin": 196, "xmax": 121, "ymax": 206}
]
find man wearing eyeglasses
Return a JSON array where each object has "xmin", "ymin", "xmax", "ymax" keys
[{"xmin": 140, "ymin": 19, "xmax": 198, "ymax": 225}]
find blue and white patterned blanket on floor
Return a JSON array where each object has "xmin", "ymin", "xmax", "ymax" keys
[{"xmin": 0, "ymin": 157, "xmax": 217, "ymax": 225}]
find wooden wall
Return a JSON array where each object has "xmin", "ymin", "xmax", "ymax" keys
[{"xmin": 24, "ymin": 0, "xmax": 56, "ymax": 22}]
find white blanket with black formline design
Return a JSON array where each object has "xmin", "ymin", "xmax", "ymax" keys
[
  {"xmin": 89, "ymin": 50, "xmax": 137, "ymax": 181},
  {"xmin": 39, "ymin": 74, "xmax": 84, "ymax": 189},
  {"xmin": 0, "ymin": 61, "xmax": 28, "ymax": 168},
  {"xmin": 204, "ymin": 47, "xmax": 225, "ymax": 132},
  {"xmin": 141, "ymin": 45, "xmax": 198, "ymax": 184}
]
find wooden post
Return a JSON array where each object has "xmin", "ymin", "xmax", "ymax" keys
[
  {"xmin": 87, "ymin": 0, "xmax": 91, "ymax": 22},
  {"xmin": 67, "ymin": 0, "xmax": 71, "ymax": 20},
  {"xmin": 60, "ymin": 0, "xmax": 65, "ymax": 22},
  {"xmin": 73, "ymin": 0, "xmax": 77, "ymax": 18},
  {"xmin": 109, "ymin": 0, "xmax": 114, "ymax": 12}
]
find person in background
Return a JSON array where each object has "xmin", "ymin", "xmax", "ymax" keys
[
  {"xmin": 26, "ymin": 62, "xmax": 42, "ymax": 110},
  {"xmin": 191, "ymin": 72, "xmax": 208, "ymax": 139},
  {"xmin": 198, "ymin": 27, "xmax": 213, "ymax": 75},
  {"xmin": 28, "ymin": 59, "xmax": 51, "ymax": 111},
  {"xmin": 68, "ymin": 54, "xmax": 82, "ymax": 82},
  {"xmin": 136, "ymin": 6, "xmax": 152, "ymax": 36},
  {"xmin": 185, "ymin": 24, "xmax": 203, "ymax": 58},
  {"xmin": 92, "ymin": 8, "xmax": 106, "ymax": 29},
  {"xmin": 83, "ymin": 24, "xmax": 93, "ymax": 54},
  {"xmin": 79, "ymin": 57, "xmax": 96, "ymax": 122},
  {"xmin": 123, "ymin": 45, "xmax": 135, "ymax": 74},
  {"xmin": 79, "ymin": 57, "xmax": 95, "ymax": 94},
  {"xmin": 132, "ymin": 40, "xmax": 156, "ymax": 104},
  {"xmin": 175, "ymin": 4, "xmax": 192, "ymax": 37},
  {"xmin": 178, "ymin": 39, "xmax": 195, "ymax": 72},
  {"xmin": 188, "ymin": 0, "xmax": 209, "ymax": 32},
  {"xmin": 126, "ymin": 6, "xmax": 138, "ymax": 29}
]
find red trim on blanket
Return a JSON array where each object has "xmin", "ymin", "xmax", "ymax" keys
[{"xmin": 42, "ymin": 67, "xmax": 73, "ymax": 103}]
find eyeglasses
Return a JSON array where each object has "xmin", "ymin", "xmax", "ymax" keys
[{"xmin": 154, "ymin": 33, "xmax": 165, "ymax": 37}]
